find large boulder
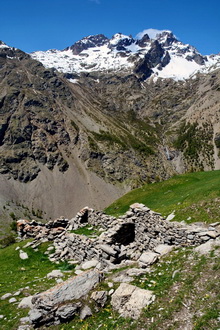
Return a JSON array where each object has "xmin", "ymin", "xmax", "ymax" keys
[{"xmin": 29, "ymin": 269, "xmax": 102, "ymax": 327}]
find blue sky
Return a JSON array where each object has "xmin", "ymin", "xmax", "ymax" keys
[{"xmin": 1, "ymin": 0, "xmax": 220, "ymax": 55}]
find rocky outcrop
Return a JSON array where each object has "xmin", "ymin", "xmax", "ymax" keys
[
  {"xmin": 29, "ymin": 269, "xmax": 102, "ymax": 327},
  {"xmin": 69, "ymin": 34, "xmax": 109, "ymax": 55}
]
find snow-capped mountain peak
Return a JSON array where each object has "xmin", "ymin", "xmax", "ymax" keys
[
  {"xmin": 0, "ymin": 41, "xmax": 12, "ymax": 49},
  {"xmin": 109, "ymin": 33, "xmax": 131, "ymax": 45},
  {"xmin": 30, "ymin": 29, "xmax": 220, "ymax": 81}
]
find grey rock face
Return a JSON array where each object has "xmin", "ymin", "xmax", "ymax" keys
[
  {"xmin": 32, "ymin": 270, "xmax": 101, "ymax": 307},
  {"xmin": 56, "ymin": 303, "xmax": 81, "ymax": 321},
  {"xmin": 29, "ymin": 309, "xmax": 43, "ymax": 323}
]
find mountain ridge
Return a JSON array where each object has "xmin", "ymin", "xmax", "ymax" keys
[{"xmin": 30, "ymin": 29, "xmax": 220, "ymax": 80}]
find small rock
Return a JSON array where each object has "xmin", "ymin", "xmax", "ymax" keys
[
  {"xmin": 108, "ymin": 289, "xmax": 114, "ymax": 295},
  {"xmin": 1, "ymin": 293, "xmax": 12, "ymax": 300},
  {"xmin": 0, "ymin": 315, "xmax": 4, "ymax": 319},
  {"xmin": 17, "ymin": 326, "xmax": 31, "ymax": 330},
  {"xmin": 28, "ymin": 309, "xmax": 43, "ymax": 323},
  {"xmin": 56, "ymin": 278, "xmax": 63, "ymax": 284},
  {"xmin": 91, "ymin": 291, "xmax": 107, "ymax": 307},
  {"xmin": 19, "ymin": 250, "xmax": 29, "ymax": 260},
  {"xmin": 195, "ymin": 239, "xmax": 220, "ymax": 255},
  {"xmin": 139, "ymin": 252, "xmax": 158, "ymax": 267},
  {"xmin": 166, "ymin": 212, "xmax": 175, "ymax": 221},
  {"xmin": 125, "ymin": 211, "xmax": 134, "ymax": 217},
  {"xmin": 210, "ymin": 222, "xmax": 220, "ymax": 227},
  {"xmin": 130, "ymin": 203, "xmax": 146, "ymax": 210},
  {"xmin": 47, "ymin": 246, "xmax": 54, "ymax": 251},
  {"xmin": 68, "ymin": 260, "xmax": 79, "ymax": 265},
  {"xmin": 75, "ymin": 269, "xmax": 83, "ymax": 275},
  {"xmin": 9, "ymin": 297, "xmax": 17, "ymax": 303},
  {"xmin": 46, "ymin": 269, "xmax": 63, "ymax": 279},
  {"xmin": 80, "ymin": 305, "xmax": 92, "ymax": 320},
  {"xmin": 99, "ymin": 244, "xmax": 117, "ymax": 257},
  {"xmin": 20, "ymin": 316, "xmax": 31, "ymax": 324},
  {"xmin": 126, "ymin": 268, "xmax": 148, "ymax": 277},
  {"xmin": 18, "ymin": 296, "xmax": 34, "ymax": 309}
]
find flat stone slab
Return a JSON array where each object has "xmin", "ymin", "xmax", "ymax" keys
[
  {"xmin": 126, "ymin": 268, "xmax": 149, "ymax": 277},
  {"xmin": 154, "ymin": 244, "xmax": 174, "ymax": 256},
  {"xmin": 112, "ymin": 274, "xmax": 133, "ymax": 283},
  {"xmin": 98, "ymin": 244, "xmax": 117, "ymax": 257},
  {"xmin": 199, "ymin": 231, "xmax": 219, "ymax": 238},
  {"xmin": 111, "ymin": 283, "xmax": 155, "ymax": 319},
  {"xmin": 81, "ymin": 259, "xmax": 99, "ymax": 270},
  {"xmin": 139, "ymin": 251, "xmax": 158, "ymax": 266}
]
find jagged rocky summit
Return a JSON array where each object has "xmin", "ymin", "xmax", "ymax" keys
[{"xmin": 31, "ymin": 30, "xmax": 220, "ymax": 80}]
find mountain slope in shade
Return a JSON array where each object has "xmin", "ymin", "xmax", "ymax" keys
[{"xmin": 31, "ymin": 30, "xmax": 220, "ymax": 81}]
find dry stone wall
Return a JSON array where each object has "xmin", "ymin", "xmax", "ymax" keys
[{"xmin": 17, "ymin": 203, "xmax": 220, "ymax": 269}]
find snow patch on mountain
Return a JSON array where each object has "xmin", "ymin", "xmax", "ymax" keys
[
  {"xmin": 0, "ymin": 41, "xmax": 12, "ymax": 49},
  {"xmin": 152, "ymin": 56, "xmax": 201, "ymax": 80}
]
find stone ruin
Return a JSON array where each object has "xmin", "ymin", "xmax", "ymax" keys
[
  {"xmin": 15, "ymin": 203, "xmax": 220, "ymax": 328},
  {"xmin": 17, "ymin": 203, "xmax": 220, "ymax": 268}
]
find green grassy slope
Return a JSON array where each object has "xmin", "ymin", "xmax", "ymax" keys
[
  {"xmin": 0, "ymin": 240, "xmax": 75, "ymax": 330},
  {"xmin": 105, "ymin": 170, "xmax": 220, "ymax": 224}
]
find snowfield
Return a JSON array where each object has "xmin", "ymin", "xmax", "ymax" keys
[{"xmin": 30, "ymin": 30, "xmax": 220, "ymax": 81}]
